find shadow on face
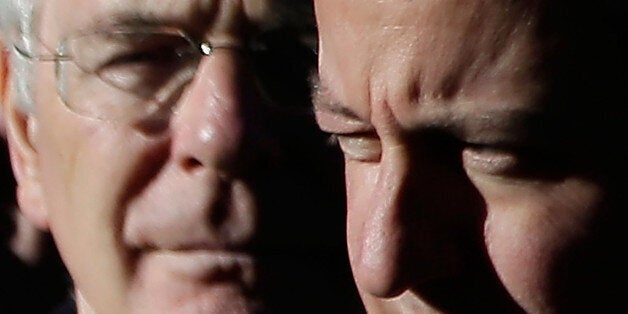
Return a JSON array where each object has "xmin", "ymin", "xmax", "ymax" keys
[
  {"xmin": 313, "ymin": 0, "xmax": 627, "ymax": 312},
  {"xmin": 1, "ymin": 118, "xmax": 70, "ymax": 313}
]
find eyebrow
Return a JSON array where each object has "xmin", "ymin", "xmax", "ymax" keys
[
  {"xmin": 309, "ymin": 71, "xmax": 549, "ymax": 148},
  {"xmin": 312, "ymin": 79, "xmax": 542, "ymax": 145},
  {"xmin": 311, "ymin": 76, "xmax": 364, "ymax": 121},
  {"xmin": 90, "ymin": 12, "xmax": 171, "ymax": 30},
  {"xmin": 84, "ymin": 1, "xmax": 217, "ymax": 32},
  {"xmin": 107, "ymin": 13, "xmax": 162, "ymax": 27}
]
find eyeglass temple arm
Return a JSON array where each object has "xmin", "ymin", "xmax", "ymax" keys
[{"xmin": 13, "ymin": 44, "xmax": 72, "ymax": 61}]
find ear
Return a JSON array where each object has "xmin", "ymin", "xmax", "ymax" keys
[
  {"xmin": 1, "ymin": 49, "xmax": 49, "ymax": 231},
  {"xmin": 1, "ymin": 43, "xmax": 7, "ymax": 99}
]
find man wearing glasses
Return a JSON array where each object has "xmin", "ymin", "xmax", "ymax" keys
[{"xmin": 0, "ymin": 0, "xmax": 360, "ymax": 313}]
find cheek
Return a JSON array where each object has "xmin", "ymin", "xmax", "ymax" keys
[
  {"xmin": 37, "ymin": 106, "xmax": 138, "ymax": 230},
  {"xmin": 475, "ymin": 176, "xmax": 603, "ymax": 311},
  {"xmin": 483, "ymin": 210, "xmax": 556, "ymax": 308},
  {"xmin": 34, "ymin": 86, "xmax": 166, "ymax": 307}
]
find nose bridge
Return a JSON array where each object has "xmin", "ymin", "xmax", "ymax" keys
[
  {"xmin": 350, "ymin": 145, "xmax": 412, "ymax": 297},
  {"xmin": 352, "ymin": 128, "xmax": 478, "ymax": 298},
  {"xmin": 171, "ymin": 49, "xmax": 256, "ymax": 173}
]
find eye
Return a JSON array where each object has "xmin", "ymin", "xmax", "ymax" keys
[
  {"xmin": 462, "ymin": 145, "xmax": 520, "ymax": 176},
  {"xmin": 101, "ymin": 49, "xmax": 197, "ymax": 100},
  {"xmin": 100, "ymin": 48, "xmax": 184, "ymax": 77},
  {"xmin": 329, "ymin": 133, "xmax": 382, "ymax": 162},
  {"xmin": 68, "ymin": 31, "xmax": 197, "ymax": 95},
  {"xmin": 462, "ymin": 143, "xmax": 569, "ymax": 180},
  {"xmin": 104, "ymin": 47, "xmax": 187, "ymax": 68},
  {"xmin": 98, "ymin": 41, "xmax": 194, "ymax": 74}
]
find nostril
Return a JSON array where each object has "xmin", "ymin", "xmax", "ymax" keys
[{"xmin": 181, "ymin": 157, "xmax": 203, "ymax": 171}]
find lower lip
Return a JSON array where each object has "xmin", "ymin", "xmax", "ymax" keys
[{"xmin": 129, "ymin": 251, "xmax": 261, "ymax": 313}]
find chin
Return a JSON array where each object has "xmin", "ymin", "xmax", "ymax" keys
[
  {"xmin": 123, "ymin": 251, "xmax": 264, "ymax": 314},
  {"xmin": 127, "ymin": 283, "xmax": 263, "ymax": 314}
]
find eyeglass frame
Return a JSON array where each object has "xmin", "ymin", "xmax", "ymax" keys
[
  {"xmin": 11, "ymin": 25, "xmax": 254, "ymax": 123},
  {"xmin": 13, "ymin": 26, "xmax": 239, "ymax": 61}
]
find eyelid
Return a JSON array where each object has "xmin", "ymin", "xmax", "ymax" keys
[
  {"xmin": 332, "ymin": 133, "xmax": 382, "ymax": 162},
  {"xmin": 462, "ymin": 146, "xmax": 519, "ymax": 176},
  {"xmin": 314, "ymin": 106, "xmax": 373, "ymax": 134}
]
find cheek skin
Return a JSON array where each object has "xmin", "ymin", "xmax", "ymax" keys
[
  {"xmin": 34, "ymin": 61, "xmax": 168, "ymax": 312},
  {"xmin": 39, "ymin": 117, "xmax": 166, "ymax": 312},
  {"xmin": 471, "ymin": 174, "xmax": 603, "ymax": 312},
  {"xmin": 483, "ymin": 205, "xmax": 555, "ymax": 311}
]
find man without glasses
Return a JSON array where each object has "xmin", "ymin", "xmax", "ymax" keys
[{"xmin": 313, "ymin": 0, "xmax": 627, "ymax": 313}]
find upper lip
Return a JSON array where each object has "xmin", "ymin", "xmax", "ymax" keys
[
  {"xmin": 141, "ymin": 240, "xmax": 247, "ymax": 252},
  {"xmin": 137, "ymin": 248, "xmax": 256, "ymax": 287}
]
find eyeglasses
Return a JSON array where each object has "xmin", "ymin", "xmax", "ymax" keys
[{"xmin": 14, "ymin": 25, "xmax": 317, "ymax": 124}]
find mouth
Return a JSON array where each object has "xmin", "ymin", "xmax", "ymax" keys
[
  {"xmin": 138, "ymin": 249, "xmax": 256, "ymax": 287},
  {"xmin": 127, "ymin": 249, "xmax": 263, "ymax": 313}
]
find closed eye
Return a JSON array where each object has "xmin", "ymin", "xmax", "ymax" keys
[
  {"xmin": 327, "ymin": 133, "xmax": 382, "ymax": 163},
  {"xmin": 462, "ymin": 142, "xmax": 571, "ymax": 181},
  {"xmin": 462, "ymin": 145, "xmax": 520, "ymax": 176},
  {"xmin": 103, "ymin": 47, "xmax": 189, "ymax": 67}
]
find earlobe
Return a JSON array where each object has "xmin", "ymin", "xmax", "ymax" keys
[{"xmin": 1, "ymin": 53, "xmax": 49, "ymax": 230}]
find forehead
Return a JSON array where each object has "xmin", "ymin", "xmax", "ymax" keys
[
  {"xmin": 38, "ymin": 0, "xmax": 276, "ymax": 35},
  {"xmin": 315, "ymin": 0, "xmax": 543, "ymax": 126}
]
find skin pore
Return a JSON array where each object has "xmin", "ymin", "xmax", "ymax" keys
[{"xmin": 314, "ymin": 0, "xmax": 626, "ymax": 313}]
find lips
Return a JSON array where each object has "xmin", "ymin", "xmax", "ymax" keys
[
  {"xmin": 126, "ymin": 249, "xmax": 262, "ymax": 313},
  {"xmin": 137, "ymin": 249, "xmax": 256, "ymax": 288}
]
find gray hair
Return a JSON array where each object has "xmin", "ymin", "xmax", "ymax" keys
[{"xmin": 0, "ymin": 0, "xmax": 39, "ymax": 112}]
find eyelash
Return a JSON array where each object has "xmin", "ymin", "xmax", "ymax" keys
[
  {"xmin": 325, "ymin": 133, "xmax": 383, "ymax": 163},
  {"xmin": 326, "ymin": 134, "xmax": 339, "ymax": 146},
  {"xmin": 462, "ymin": 145, "xmax": 520, "ymax": 175},
  {"xmin": 326, "ymin": 128, "xmax": 558, "ymax": 177},
  {"xmin": 327, "ymin": 130, "xmax": 508, "ymax": 172}
]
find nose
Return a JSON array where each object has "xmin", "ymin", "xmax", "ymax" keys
[
  {"xmin": 123, "ymin": 43, "xmax": 281, "ymax": 254},
  {"xmin": 347, "ymin": 147, "xmax": 412, "ymax": 298},
  {"xmin": 171, "ymin": 49, "xmax": 261, "ymax": 175},
  {"xmin": 163, "ymin": 49, "xmax": 263, "ymax": 246},
  {"xmin": 348, "ymin": 134, "xmax": 476, "ymax": 298}
]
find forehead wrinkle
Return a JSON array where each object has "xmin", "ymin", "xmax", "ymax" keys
[
  {"xmin": 360, "ymin": 2, "xmax": 544, "ymax": 141},
  {"xmin": 47, "ymin": 0, "xmax": 220, "ymax": 35},
  {"xmin": 366, "ymin": 2, "xmax": 538, "ymax": 102}
]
